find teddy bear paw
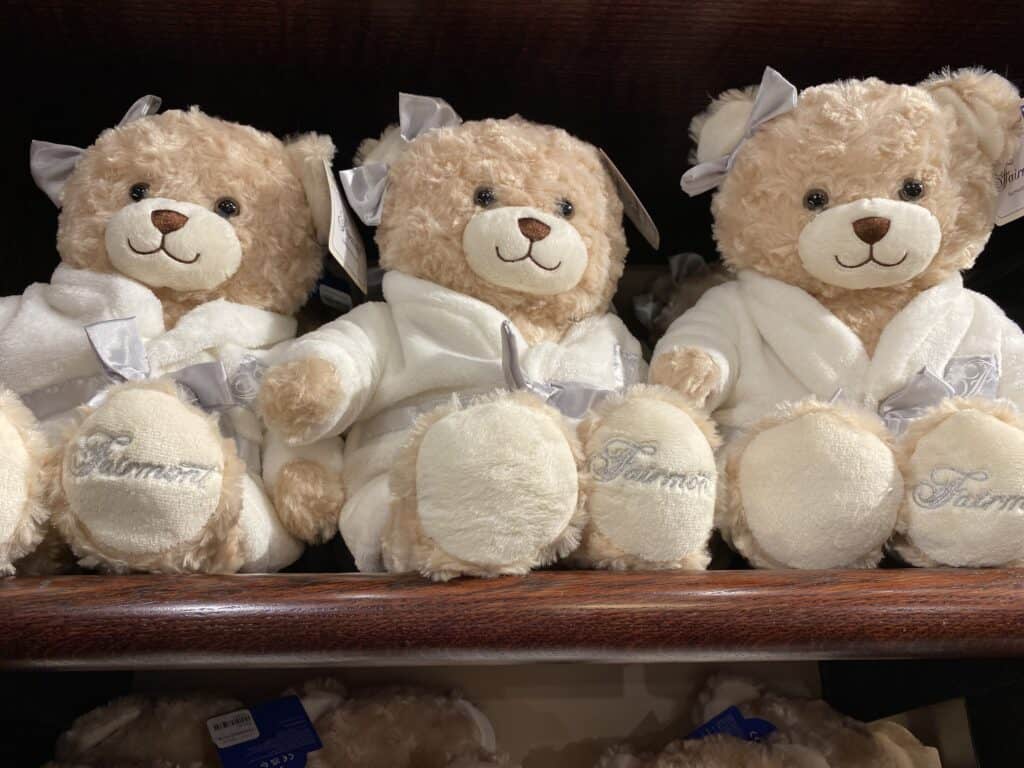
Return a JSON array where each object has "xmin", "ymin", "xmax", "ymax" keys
[
  {"xmin": 649, "ymin": 346, "xmax": 720, "ymax": 408},
  {"xmin": 384, "ymin": 392, "xmax": 583, "ymax": 579},
  {"xmin": 725, "ymin": 400, "xmax": 902, "ymax": 569},
  {"xmin": 273, "ymin": 459, "xmax": 345, "ymax": 544},
  {"xmin": 893, "ymin": 400, "xmax": 1024, "ymax": 567},
  {"xmin": 55, "ymin": 382, "xmax": 246, "ymax": 573},
  {"xmin": 575, "ymin": 385, "xmax": 718, "ymax": 570},
  {"xmin": 259, "ymin": 357, "xmax": 345, "ymax": 444}
]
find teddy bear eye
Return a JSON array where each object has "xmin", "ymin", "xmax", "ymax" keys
[
  {"xmin": 899, "ymin": 179, "xmax": 925, "ymax": 201},
  {"xmin": 474, "ymin": 187, "xmax": 496, "ymax": 207},
  {"xmin": 215, "ymin": 197, "xmax": 241, "ymax": 218},
  {"xmin": 556, "ymin": 198, "xmax": 575, "ymax": 219},
  {"xmin": 129, "ymin": 182, "xmax": 150, "ymax": 202},
  {"xmin": 803, "ymin": 188, "xmax": 829, "ymax": 211}
]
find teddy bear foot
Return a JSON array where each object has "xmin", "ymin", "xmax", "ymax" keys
[
  {"xmin": 55, "ymin": 381, "xmax": 301, "ymax": 573},
  {"xmin": 0, "ymin": 388, "xmax": 51, "ymax": 574},
  {"xmin": 384, "ymin": 392, "xmax": 584, "ymax": 580},
  {"xmin": 893, "ymin": 399, "xmax": 1024, "ymax": 567},
  {"xmin": 724, "ymin": 400, "xmax": 902, "ymax": 569},
  {"xmin": 574, "ymin": 385, "xmax": 718, "ymax": 570}
]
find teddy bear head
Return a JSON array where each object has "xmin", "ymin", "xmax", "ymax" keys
[
  {"xmin": 41, "ymin": 104, "xmax": 334, "ymax": 326},
  {"xmin": 360, "ymin": 115, "xmax": 627, "ymax": 339},
  {"xmin": 691, "ymin": 68, "xmax": 1021, "ymax": 304}
]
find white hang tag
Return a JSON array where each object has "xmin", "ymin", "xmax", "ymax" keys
[
  {"xmin": 599, "ymin": 148, "xmax": 660, "ymax": 249},
  {"xmin": 323, "ymin": 159, "xmax": 368, "ymax": 293},
  {"xmin": 995, "ymin": 103, "xmax": 1024, "ymax": 226}
]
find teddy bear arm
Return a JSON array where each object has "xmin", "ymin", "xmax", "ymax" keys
[{"xmin": 263, "ymin": 312, "xmax": 387, "ymax": 443}]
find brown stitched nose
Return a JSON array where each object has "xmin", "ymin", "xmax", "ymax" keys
[
  {"xmin": 151, "ymin": 209, "xmax": 189, "ymax": 235},
  {"xmin": 518, "ymin": 217, "xmax": 551, "ymax": 242},
  {"xmin": 852, "ymin": 216, "xmax": 891, "ymax": 245}
]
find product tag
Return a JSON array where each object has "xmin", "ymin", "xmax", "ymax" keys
[
  {"xmin": 687, "ymin": 706, "xmax": 777, "ymax": 743},
  {"xmin": 208, "ymin": 695, "xmax": 322, "ymax": 768},
  {"xmin": 599, "ymin": 148, "xmax": 660, "ymax": 249},
  {"xmin": 996, "ymin": 103, "xmax": 1024, "ymax": 226},
  {"xmin": 324, "ymin": 159, "xmax": 368, "ymax": 293}
]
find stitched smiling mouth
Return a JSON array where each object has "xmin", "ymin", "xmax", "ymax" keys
[
  {"xmin": 834, "ymin": 248, "xmax": 908, "ymax": 269},
  {"xmin": 128, "ymin": 237, "xmax": 201, "ymax": 265},
  {"xmin": 495, "ymin": 244, "xmax": 561, "ymax": 272}
]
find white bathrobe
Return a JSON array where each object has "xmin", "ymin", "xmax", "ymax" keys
[
  {"xmin": 270, "ymin": 271, "xmax": 646, "ymax": 571},
  {"xmin": 654, "ymin": 270, "xmax": 1024, "ymax": 438},
  {"xmin": 0, "ymin": 264, "xmax": 342, "ymax": 571}
]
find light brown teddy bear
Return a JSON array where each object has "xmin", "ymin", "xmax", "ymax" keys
[
  {"xmin": 259, "ymin": 94, "xmax": 720, "ymax": 579},
  {"xmin": 654, "ymin": 68, "xmax": 1024, "ymax": 568},
  {"xmin": 0, "ymin": 96, "xmax": 344, "ymax": 573},
  {"xmin": 601, "ymin": 675, "xmax": 940, "ymax": 768},
  {"xmin": 46, "ymin": 680, "xmax": 510, "ymax": 768}
]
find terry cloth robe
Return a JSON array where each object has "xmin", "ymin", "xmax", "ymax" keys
[
  {"xmin": 653, "ymin": 269, "xmax": 1024, "ymax": 440},
  {"xmin": 0, "ymin": 264, "xmax": 343, "ymax": 571},
  {"xmin": 269, "ymin": 271, "xmax": 647, "ymax": 571}
]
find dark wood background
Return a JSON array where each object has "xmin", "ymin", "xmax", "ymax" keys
[{"xmin": 3, "ymin": 0, "xmax": 1024, "ymax": 319}]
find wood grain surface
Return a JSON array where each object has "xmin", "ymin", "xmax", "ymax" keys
[
  {"xmin": 2, "ymin": 570, "xmax": 1023, "ymax": 669},
  {"xmin": 3, "ymin": 0, "xmax": 1024, "ymax": 320}
]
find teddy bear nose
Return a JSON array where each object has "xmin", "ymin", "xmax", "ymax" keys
[
  {"xmin": 518, "ymin": 217, "xmax": 551, "ymax": 242},
  {"xmin": 852, "ymin": 216, "xmax": 891, "ymax": 245},
  {"xmin": 151, "ymin": 209, "xmax": 189, "ymax": 235}
]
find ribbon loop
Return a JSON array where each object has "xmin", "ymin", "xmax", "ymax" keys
[
  {"xmin": 85, "ymin": 318, "xmax": 151, "ymax": 383},
  {"xmin": 31, "ymin": 94, "xmax": 163, "ymax": 207},
  {"xmin": 680, "ymin": 67, "xmax": 797, "ymax": 196},
  {"xmin": 339, "ymin": 93, "xmax": 462, "ymax": 227},
  {"xmin": 878, "ymin": 367, "xmax": 956, "ymax": 434}
]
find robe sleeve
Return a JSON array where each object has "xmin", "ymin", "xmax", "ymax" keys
[
  {"xmin": 651, "ymin": 282, "xmax": 742, "ymax": 411},
  {"xmin": 998, "ymin": 314, "xmax": 1024, "ymax": 410},
  {"xmin": 0, "ymin": 294, "xmax": 20, "ymax": 335},
  {"xmin": 266, "ymin": 301, "xmax": 395, "ymax": 441}
]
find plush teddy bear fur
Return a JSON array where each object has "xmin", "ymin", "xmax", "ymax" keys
[
  {"xmin": 694, "ymin": 69, "xmax": 1018, "ymax": 355},
  {"xmin": 373, "ymin": 116, "xmax": 627, "ymax": 343},
  {"xmin": 56, "ymin": 107, "xmax": 333, "ymax": 328}
]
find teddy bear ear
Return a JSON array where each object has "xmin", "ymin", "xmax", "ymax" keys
[
  {"xmin": 353, "ymin": 124, "xmax": 406, "ymax": 167},
  {"xmin": 921, "ymin": 68, "xmax": 1022, "ymax": 166},
  {"xmin": 285, "ymin": 133, "xmax": 336, "ymax": 246},
  {"xmin": 689, "ymin": 85, "xmax": 760, "ymax": 164}
]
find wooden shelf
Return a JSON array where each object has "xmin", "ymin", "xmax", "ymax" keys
[{"xmin": 2, "ymin": 569, "xmax": 1023, "ymax": 669}]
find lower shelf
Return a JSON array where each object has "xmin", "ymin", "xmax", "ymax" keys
[{"xmin": 2, "ymin": 569, "xmax": 1022, "ymax": 668}]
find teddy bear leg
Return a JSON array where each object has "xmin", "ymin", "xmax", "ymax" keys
[
  {"xmin": 384, "ymin": 391, "xmax": 583, "ymax": 580},
  {"xmin": 573, "ymin": 385, "xmax": 718, "ymax": 570},
  {"xmin": 723, "ymin": 400, "xmax": 902, "ymax": 569},
  {"xmin": 893, "ymin": 399, "xmax": 1024, "ymax": 567},
  {"xmin": 56, "ymin": 381, "xmax": 252, "ymax": 573},
  {"xmin": 0, "ymin": 388, "xmax": 52, "ymax": 574}
]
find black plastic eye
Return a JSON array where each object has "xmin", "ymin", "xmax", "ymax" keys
[
  {"xmin": 129, "ymin": 183, "xmax": 150, "ymax": 202},
  {"xmin": 803, "ymin": 188, "xmax": 829, "ymax": 211},
  {"xmin": 899, "ymin": 179, "xmax": 925, "ymax": 201},
  {"xmin": 556, "ymin": 198, "xmax": 575, "ymax": 219},
  {"xmin": 473, "ymin": 187, "xmax": 496, "ymax": 207},
  {"xmin": 215, "ymin": 197, "xmax": 240, "ymax": 218}
]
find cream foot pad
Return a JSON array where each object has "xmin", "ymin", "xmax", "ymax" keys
[
  {"xmin": 410, "ymin": 396, "xmax": 580, "ymax": 574},
  {"xmin": 736, "ymin": 406, "xmax": 901, "ymax": 569},
  {"xmin": 0, "ymin": 393, "xmax": 46, "ymax": 572},
  {"xmin": 899, "ymin": 408, "xmax": 1024, "ymax": 567},
  {"xmin": 60, "ymin": 384, "xmax": 242, "ymax": 572},
  {"xmin": 581, "ymin": 390, "xmax": 717, "ymax": 568}
]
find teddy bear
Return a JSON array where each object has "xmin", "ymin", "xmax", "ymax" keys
[
  {"xmin": 599, "ymin": 674, "xmax": 940, "ymax": 768},
  {"xmin": 45, "ymin": 679, "xmax": 510, "ymax": 768},
  {"xmin": 257, "ymin": 93, "xmax": 720, "ymax": 579},
  {"xmin": 0, "ymin": 95, "xmax": 345, "ymax": 573},
  {"xmin": 652, "ymin": 67, "xmax": 1024, "ymax": 569}
]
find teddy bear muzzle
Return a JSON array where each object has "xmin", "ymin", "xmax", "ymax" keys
[
  {"xmin": 797, "ymin": 197, "xmax": 942, "ymax": 289},
  {"xmin": 461, "ymin": 205, "xmax": 589, "ymax": 295},
  {"xmin": 104, "ymin": 196, "xmax": 243, "ymax": 291}
]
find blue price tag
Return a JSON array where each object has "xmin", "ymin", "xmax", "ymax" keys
[
  {"xmin": 208, "ymin": 695, "xmax": 322, "ymax": 768},
  {"xmin": 687, "ymin": 705, "xmax": 777, "ymax": 743}
]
